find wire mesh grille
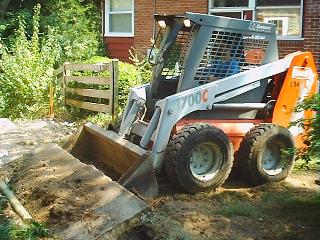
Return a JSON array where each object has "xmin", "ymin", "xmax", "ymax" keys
[
  {"xmin": 161, "ymin": 28, "xmax": 193, "ymax": 78},
  {"xmin": 195, "ymin": 30, "xmax": 269, "ymax": 83}
]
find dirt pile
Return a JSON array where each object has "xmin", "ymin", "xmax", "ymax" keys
[{"xmin": 1, "ymin": 144, "xmax": 150, "ymax": 240}]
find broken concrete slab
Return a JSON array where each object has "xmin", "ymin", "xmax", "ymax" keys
[
  {"xmin": 0, "ymin": 119, "xmax": 76, "ymax": 166},
  {"xmin": 2, "ymin": 144, "xmax": 150, "ymax": 239}
]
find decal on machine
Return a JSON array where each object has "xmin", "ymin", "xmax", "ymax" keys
[
  {"xmin": 289, "ymin": 67, "xmax": 315, "ymax": 137},
  {"xmin": 178, "ymin": 89, "xmax": 208, "ymax": 109},
  {"xmin": 248, "ymin": 22, "xmax": 272, "ymax": 33},
  {"xmin": 292, "ymin": 66, "xmax": 315, "ymax": 80}
]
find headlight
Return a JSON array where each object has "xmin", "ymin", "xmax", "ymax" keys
[
  {"xmin": 158, "ymin": 20, "xmax": 166, "ymax": 28},
  {"xmin": 183, "ymin": 19, "xmax": 191, "ymax": 27}
]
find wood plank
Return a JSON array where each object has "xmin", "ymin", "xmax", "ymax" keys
[
  {"xmin": 65, "ymin": 76, "xmax": 111, "ymax": 85},
  {"xmin": 104, "ymin": 37, "xmax": 134, "ymax": 44},
  {"xmin": 0, "ymin": 180, "xmax": 33, "ymax": 223},
  {"xmin": 111, "ymin": 59, "xmax": 119, "ymax": 117},
  {"xmin": 65, "ymin": 63, "xmax": 111, "ymax": 72},
  {"xmin": 66, "ymin": 88, "xmax": 111, "ymax": 99},
  {"xmin": 66, "ymin": 98, "xmax": 111, "ymax": 113}
]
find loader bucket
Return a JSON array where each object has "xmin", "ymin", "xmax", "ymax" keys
[{"xmin": 69, "ymin": 122, "xmax": 158, "ymax": 198}]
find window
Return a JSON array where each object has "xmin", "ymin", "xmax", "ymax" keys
[
  {"xmin": 209, "ymin": 0, "xmax": 303, "ymax": 39},
  {"xmin": 209, "ymin": 0, "xmax": 254, "ymax": 20},
  {"xmin": 214, "ymin": 12, "xmax": 243, "ymax": 19},
  {"xmin": 264, "ymin": 17, "xmax": 289, "ymax": 36},
  {"xmin": 257, "ymin": 0, "xmax": 301, "ymax": 7},
  {"xmin": 212, "ymin": 0, "xmax": 249, "ymax": 8},
  {"xmin": 256, "ymin": 1, "xmax": 303, "ymax": 39},
  {"xmin": 105, "ymin": 0, "xmax": 134, "ymax": 37}
]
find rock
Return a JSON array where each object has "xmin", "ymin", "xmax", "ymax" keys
[
  {"xmin": 0, "ymin": 150, "xmax": 9, "ymax": 158},
  {"xmin": 18, "ymin": 140, "xmax": 37, "ymax": 146}
]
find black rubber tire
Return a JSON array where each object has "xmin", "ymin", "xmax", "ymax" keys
[
  {"xmin": 236, "ymin": 124, "xmax": 295, "ymax": 185},
  {"xmin": 164, "ymin": 123, "xmax": 234, "ymax": 193}
]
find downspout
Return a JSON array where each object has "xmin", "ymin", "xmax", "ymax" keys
[
  {"xmin": 102, "ymin": 0, "xmax": 105, "ymax": 37},
  {"xmin": 152, "ymin": 0, "xmax": 157, "ymax": 41}
]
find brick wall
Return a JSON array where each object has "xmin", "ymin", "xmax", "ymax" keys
[
  {"xmin": 134, "ymin": 0, "xmax": 208, "ymax": 54},
  {"xmin": 303, "ymin": 0, "xmax": 320, "ymax": 72}
]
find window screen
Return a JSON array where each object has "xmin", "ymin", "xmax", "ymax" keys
[
  {"xmin": 212, "ymin": 0, "xmax": 249, "ymax": 7},
  {"xmin": 257, "ymin": 0, "xmax": 301, "ymax": 7}
]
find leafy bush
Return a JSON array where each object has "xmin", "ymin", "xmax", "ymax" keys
[
  {"xmin": 0, "ymin": 0, "xmax": 104, "ymax": 119},
  {"xmin": 1, "ymin": 0, "xmax": 102, "ymax": 63},
  {"xmin": 0, "ymin": 5, "xmax": 59, "ymax": 119},
  {"xmin": 292, "ymin": 94, "xmax": 320, "ymax": 168},
  {"xmin": 86, "ymin": 113, "xmax": 113, "ymax": 128},
  {"xmin": 40, "ymin": 0, "xmax": 102, "ymax": 62}
]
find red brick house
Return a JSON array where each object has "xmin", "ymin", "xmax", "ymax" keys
[{"xmin": 102, "ymin": 0, "xmax": 319, "ymax": 70}]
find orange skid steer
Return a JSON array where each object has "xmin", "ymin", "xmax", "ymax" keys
[{"xmin": 45, "ymin": 13, "xmax": 318, "ymax": 235}]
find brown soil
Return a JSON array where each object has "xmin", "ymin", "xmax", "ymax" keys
[
  {"xmin": 144, "ymin": 171, "xmax": 320, "ymax": 240},
  {"xmin": 1, "ymin": 119, "xmax": 319, "ymax": 240}
]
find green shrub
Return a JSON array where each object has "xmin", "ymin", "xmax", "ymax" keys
[
  {"xmin": 292, "ymin": 94, "xmax": 320, "ymax": 168},
  {"xmin": 1, "ymin": 0, "xmax": 102, "ymax": 63},
  {"xmin": 41, "ymin": 0, "xmax": 102, "ymax": 63},
  {"xmin": 86, "ymin": 113, "xmax": 113, "ymax": 128},
  {"xmin": 0, "ymin": 5, "xmax": 59, "ymax": 119}
]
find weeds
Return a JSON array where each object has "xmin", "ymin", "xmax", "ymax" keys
[
  {"xmin": 10, "ymin": 221, "xmax": 50, "ymax": 240},
  {"xmin": 0, "ymin": 5, "xmax": 59, "ymax": 119},
  {"xmin": 275, "ymin": 195, "xmax": 320, "ymax": 225},
  {"xmin": 86, "ymin": 113, "xmax": 113, "ymax": 128},
  {"xmin": 0, "ymin": 195, "xmax": 7, "ymax": 214},
  {"xmin": 294, "ymin": 157, "xmax": 319, "ymax": 171},
  {"xmin": 0, "ymin": 194, "xmax": 51, "ymax": 240},
  {"xmin": 216, "ymin": 202, "xmax": 261, "ymax": 218},
  {"xmin": 0, "ymin": 220, "xmax": 50, "ymax": 240}
]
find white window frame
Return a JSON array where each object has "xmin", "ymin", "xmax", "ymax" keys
[
  {"xmin": 256, "ymin": 4, "xmax": 303, "ymax": 40},
  {"xmin": 264, "ymin": 17, "xmax": 289, "ymax": 36},
  {"xmin": 208, "ymin": 0, "xmax": 256, "ymax": 20},
  {"xmin": 208, "ymin": 0, "xmax": 256, "ymax": 9},
  {"xmin": 208, "ymin": 0, "xmax": 304, "ymax": 40},
  {"xmin": 104, "ymin": 0, "xmax": 134, "ymax": 37}
]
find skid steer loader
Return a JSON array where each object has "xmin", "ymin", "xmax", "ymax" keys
[{"xmin": 71, "ymin": 12, "xmax": 318, "ymax": 197}]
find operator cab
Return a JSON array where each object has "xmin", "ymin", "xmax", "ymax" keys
[{"xmin": 147, "ymin": 13, "xmax": 278, "ymax": 119}]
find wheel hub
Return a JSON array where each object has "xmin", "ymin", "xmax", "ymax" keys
[
  {"xmin": 190, "ymin": 142, "xmax": 223, "ymax": 181},
  {"xmin": 262, "ymin": 141, "xmax": 286, "ymax": 175}
]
